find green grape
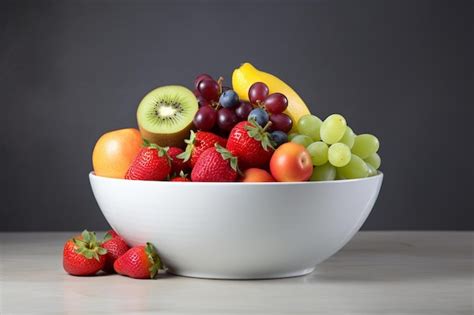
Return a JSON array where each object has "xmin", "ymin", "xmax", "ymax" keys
[
  {"xmin": 296, "ymin": 115, "xmax": 322, "ymax": 141},
  {"xmin": 337, "ymin": 154, "xmax": 369, "ymax": 179},
  {"xmin": 310, "ymin": 163, "xmax": 336, "ymax": 181},
  {"xmin": 366, "ymin": 162, "xmax": 377, "ymax": 177},
  {"xmin": 364, "ymin": 152, "xmax": 381, "ymax": 170},
  {"xmin": 320, "ymin": 114, "xmax": 347, "ymax": 144},
  {"xmin": 336, "ymin": 168, "xmax": 346, "ymax": 180},
  {"xmin": 339, "ymin": 126, "xmax": 355, "ymax": 148},
  {"xmin": 306, "ymin": 141, "xmax": 328, "ymax": 166},
  {"xmin": 328, "ymin": 143, "xmax": 351, "ymax": 167},
  {"xmin": 287, "ymin": 133, "xmax": 298, "ymax": 141},
  {"xmin": 291, "ymin": 135, "xmax": 313, "ymax": 147},
  {"xmin": 352, "ymin": 134, "xmax": 379, "ymax": 159}
]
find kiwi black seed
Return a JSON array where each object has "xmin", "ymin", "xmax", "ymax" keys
[{"xmin": 137, "ymin": 86, "xmax": 198, "ymax": 148}]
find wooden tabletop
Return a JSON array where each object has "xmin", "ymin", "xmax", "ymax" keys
[{"xmin": 0, "ymin": 232, "xmax": 472, "ymax": 314}]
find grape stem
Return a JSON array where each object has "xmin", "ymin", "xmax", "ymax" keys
[
  {"xmin": 262, "ymin": 121, "xmax": 272, "ymax": 132},
  {"xmin": 211, "ymin": 101, "xmax": 221, "ymax": 110},
  {"xmin": 217, "ymin": 76, "xmax": 224, "ymax": 94}
]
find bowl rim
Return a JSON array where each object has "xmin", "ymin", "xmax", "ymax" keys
[{"xmin": 89, "ymin": 171, "xmax": 383, "ymax": 185}]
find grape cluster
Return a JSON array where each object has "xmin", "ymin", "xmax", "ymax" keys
[
  {"xmin": 192, "ymin": 77, "xmax": 292, "ymax": 147},
  {"xmin": 193, "ymin": 74, "xmax": 249, "ymax": 134},
  {"xmin": 248, "ymin": 82, "xmax": 292, "ymax": 131},
  {"xmin": 291, "ymin": 114, "xmax": 381, "ymax": 180}
]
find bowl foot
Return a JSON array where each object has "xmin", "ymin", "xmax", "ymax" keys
[{"xmin": 166, "ymin": 267, "xmax": 315, "ymax": 280}]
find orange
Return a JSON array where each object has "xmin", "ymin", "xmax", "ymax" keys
[
  {"xmin": 92, "ymin": 128, "xmax": 142, "ymax": 178},
  {"xmin": 241, "ymin": 168, "xmax": 275, "ymax": 182}
]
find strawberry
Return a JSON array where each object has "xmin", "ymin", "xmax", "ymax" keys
[
  {"xmin": 191, "ymin": 144, "xmax": 239, "ymax": 182},
  {"xmin": 167, "ymin": 147, "xmax": 189, "ymax": 175},
  {"xmin": 114, "ymin": 243, "xmax": 162, "ymax": 279},
  {"xmin": 177, "ymin": 131, "xmax": 227, "ymax": 167},
  {"xmin": 102, "ymin": 231, "xmax": 130, "ymax": 273},
  {"xmin": 226, "ymin": 120, "xmax": 275, "ymax": 169},
  {"xmin": 170, "ymin": 171, "xmax": 191, "ymax": 182},
  {"xmin": 63, "ymin": 230, "xmax": 107, "ymax": 276},
  {"xmin": 125, "ymin": 140, "xmax": 171, "ymax": 181}
]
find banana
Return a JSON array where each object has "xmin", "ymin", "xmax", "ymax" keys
[{"xmin": 232, "ymin": 62, "xmax": 311, "ymax": 132}]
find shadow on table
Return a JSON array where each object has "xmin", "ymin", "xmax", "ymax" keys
[{"xmin": 289, "ymin": 245, "xmax": 472, "ymax": 283}]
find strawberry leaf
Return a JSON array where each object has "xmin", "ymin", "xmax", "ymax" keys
[
  {"xmin": 73, "ymin": 230, "xmax": 107, "ymax": 260},
  {"xmin": 103, "ymin": 232, "xmax": 113, "ymax": 242},
  {"xmin": 244, "ymin": 120, "xmax": 276, "ymax": 151},
  {"xmin": 145, "ymin": 242, "xmax": 163, "ymax": 279},
  {"xmin": 177, "ymin": 130, "xmax": 196, "ymax": 162},
  {"xmin": 144, "ymin": 142, "xmax": 171, "ymax": 165},
  {"xmin": 97, "ymin": 247, "xmax": 107, "ymax": 255},
  {"xmin": 143, "ymin": 139, "xmax": 151, "ymax": 147},
  {"xmin": 81, "ymin": 230, "xmax": 91, "ymax": 243},
  {"xmin": 143, "ymin": 139, "xmax": 170, "ymax": 160},
  {"xmin": 215, "ymin": 143, "xmax": 242, "ymax": 176}
]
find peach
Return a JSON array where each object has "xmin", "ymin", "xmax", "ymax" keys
[
  {"xmin": 92, "ymin": 128, "xmax": 142, "ymax": 178},
  {"xmin": 241, "ymin": 168, "xmax": 275, "ymax": 182}
]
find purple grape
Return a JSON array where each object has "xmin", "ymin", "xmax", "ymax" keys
[
  {"xmin": 194, "ymin": 74, "xmax": 213, "ymax": 90},
  {"xmin": 217, "ymin": 108, "xmax": 239, "ymax": 132},
  {"xmin": 269, "ymin": 113, "xmax": 293, "ymax": 133},
  {"xmin": 198, "ymin": 79, "xmax": 220, "ymax": 102},
  {"xmin": 264, "ymin": 93, "xmax": 288, "ymax": 114},
  {"xmin": 248, "ymin": 82, "xmax": 269, "ymax": 105},
  {"xmin": 235, "ymin": 101, "xmax": 253, "ymax": 120},
  {"xmin": 196, "ymin": 95, "xmax": 211, "ymax": 107},
  {"xmin": 193, "ymin": 106, "xmax": 217, "ymax": 131}
]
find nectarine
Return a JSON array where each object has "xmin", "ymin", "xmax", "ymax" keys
[{"xmin": 270, "ymin": 143, "xmax": 312, "ymax": 182}]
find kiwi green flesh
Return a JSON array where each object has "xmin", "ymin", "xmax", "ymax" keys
[
  {"xmin": 137, "ymin": 85, "xmax": 198, "ymax": 133},
  {"xmin": 137, "ymin": 85, "xmax": 198, "ymax": 147}
]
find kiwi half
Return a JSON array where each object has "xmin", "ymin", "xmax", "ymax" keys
[{"xmin": 137, "ymin": 85, "xmax": 198, "ymax": 148}]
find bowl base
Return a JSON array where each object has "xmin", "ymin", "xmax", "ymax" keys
[{"xmin": 166, "ymin": 267, "xmax": 315, "ymax": 280}]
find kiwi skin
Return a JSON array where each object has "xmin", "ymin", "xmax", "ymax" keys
[{"xmin": 139, "ymin": 123, "xmax": 192, "ymax": 149}]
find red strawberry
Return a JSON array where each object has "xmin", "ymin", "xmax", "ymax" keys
[
  {"xmin": 167, "ymin": 147, "xmax": 189, "ymax": 175},
  {"xmin": 63, "ymin": 230, "xmax": 107, "ymax": 276},
  {"xmin": 125, "ymin": 140, "xmax": 171, "ymax": 181},
  {"xmin": 226, "ymin": 120, "xmax": 275, "ymax": 169},
  {"xmin": 102, "ymin": 231, "xmax": 130, "ymax": 273},
  {"xmin": 191, "ymin": 144, "xmax": 239, "ymax": 182},
  {"xmin": 114, "ymin": 243, "xmax": 162, "ymax": 279},
  {"xmin": 177, "ymin": 131, "xmax": 227, "ymax": 167},
  {"xmin": 170, "ymin": 171, "xmax": 191, "ymax": 182}
]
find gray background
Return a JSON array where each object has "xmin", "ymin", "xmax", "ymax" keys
[{"xmin": 1, "ymin": 0, "xmax": 472, "ymax": 231}]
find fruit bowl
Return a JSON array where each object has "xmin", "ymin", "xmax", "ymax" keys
[{"xmin": 89, "ymin": 172, "xmax": 383, "ymax": 279}]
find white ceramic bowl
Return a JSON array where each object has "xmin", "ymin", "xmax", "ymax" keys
[{"xmin": 90, "ymin": 172, "xmax": 383, "ymax": 279}]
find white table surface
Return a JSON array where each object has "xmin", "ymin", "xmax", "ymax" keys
[{"xmin": 0, "ymin": 232, "xmax": 472, "ymax": 314}]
